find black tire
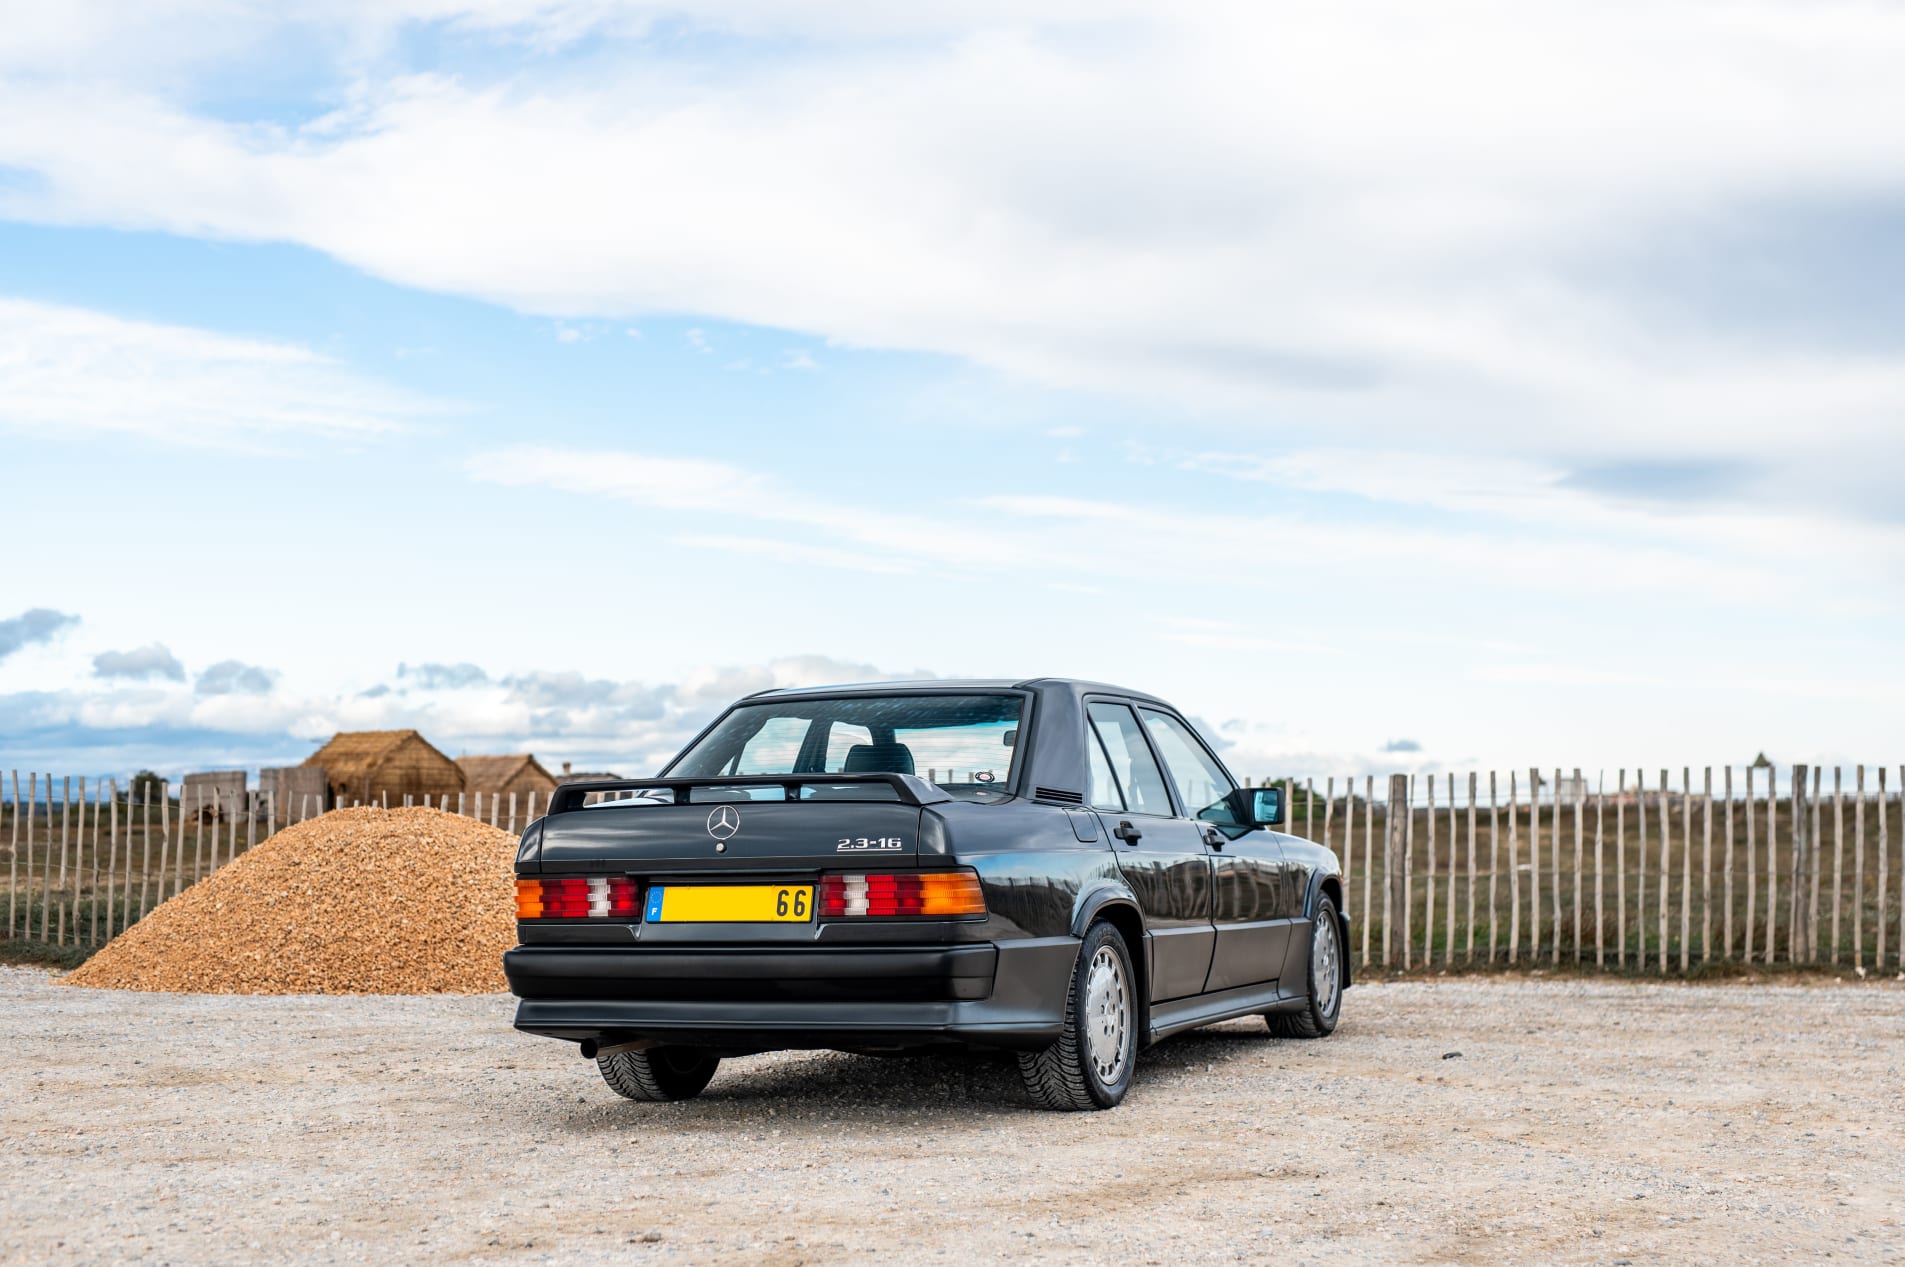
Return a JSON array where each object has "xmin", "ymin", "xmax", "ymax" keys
[
  {"xmin": 1016, "ymin": 920, "xmax": 1138, "ymax": 1111},
  {"xmin": 1267, "ymin": 895, "xmax": 1343, "ymax": 1038},
  {"xmin": 596, "ymin": 1046, "xmax": 720, "ymax": 1101}
]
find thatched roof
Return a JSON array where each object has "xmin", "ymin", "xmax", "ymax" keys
[
  {"xmin": 304, "ymin": 730, "xmax": 452, "ymax": 783},
  {"xmin": 455, "ymin": 754, "xmax": 555, "ymax": 790}
]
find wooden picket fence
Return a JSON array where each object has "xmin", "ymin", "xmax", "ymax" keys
[
  {"xmin": 1263, "ymin": 766, "xmax": 1903, "ymax": 973},
  {"xmin": 0, "ymin": 772, "xmax": 542, "ymax": 951},
  {"xmin": 4, "ymin": 763, "xmax": 1900, "ymax": 973}
]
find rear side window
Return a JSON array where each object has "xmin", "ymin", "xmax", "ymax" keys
[
  {"xmin": 1086, "ymin": 702, "xmax": 1174, "ymax": 816},
  {"xmin": 1086, "ymin": 726, "xmax": 1124, "ymax": 811}
]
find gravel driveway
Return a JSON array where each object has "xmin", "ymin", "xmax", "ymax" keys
[{"xmin": 5, "ymin": 967, "xmax": 1901, "ymax": 1265}]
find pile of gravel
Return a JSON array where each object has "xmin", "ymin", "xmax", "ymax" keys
[{"xmin": 64, "ymin": 807, "xmax": 517, "ymax": 995}]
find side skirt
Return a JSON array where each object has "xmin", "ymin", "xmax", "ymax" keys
[{"xmin": 1145, "ymin": 980, "xmax": 1297, "ymax": 1045}]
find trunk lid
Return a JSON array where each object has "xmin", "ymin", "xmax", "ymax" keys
[{"xmin": 532, "ymin": 775, "xmax": 943, "ymax": 873}]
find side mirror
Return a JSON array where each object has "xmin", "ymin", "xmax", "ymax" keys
[{"xmin": 1225, "ymin": 785, "xmax": 1283, "ymax": 828}]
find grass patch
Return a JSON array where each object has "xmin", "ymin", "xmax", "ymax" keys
[{"xmin": 0, "ymin": 939, "xmax": 89, "ymax": 970}]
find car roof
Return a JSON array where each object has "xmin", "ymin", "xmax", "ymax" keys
[{"xmin": 741, "ymin": 677, "xmax": 1171, "ymax": 707}]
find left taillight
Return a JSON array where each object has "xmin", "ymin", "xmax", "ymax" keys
[{"xmin": 516, "ymin": 876, "xmax": 640, "ymax": 920}]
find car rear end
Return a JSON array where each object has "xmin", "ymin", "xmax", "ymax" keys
[{"xmin": 504, "ymin": 772, "xmax": 1030, "ymax": 1053}]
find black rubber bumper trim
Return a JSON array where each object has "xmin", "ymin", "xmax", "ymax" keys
[
  {"xmin": 503, "ymin": 944, "xmax": 999, "ymax": 1002},
  {"xmin": 506, "ymin": 935, "xmax": 1079, "ymax": 1052}
]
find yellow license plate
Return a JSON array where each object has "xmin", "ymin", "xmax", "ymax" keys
[{"xmin": 644, "ymin": 884, "xmax": 814, "ymax": 923}]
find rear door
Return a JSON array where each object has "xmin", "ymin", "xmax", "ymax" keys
[
  {"xmin": 1087, "ymin": 701, "xmax": 1215, "ymax": 1002},
  {"xmin": 1138, "ymin": 708, "xmax": 1290, "ymax": 993}
]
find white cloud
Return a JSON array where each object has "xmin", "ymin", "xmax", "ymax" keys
[
  {"xmin": 92, "ymin": 643, "xmax": 186, "ymax": 682},
  {"xmin": 0, "ymin": 297, "xmax": 433, "ymax": 447},
  {"xmin": 0, "ymin": 643, "xmax": 937, "ymax": 775},
  {"xmin": 3, "ymin": 2, "xmax": 1905, "ymax": 500},
  {"xmin": 465, "ymin": 444, "xmax": 1032, "ymax": 574}
]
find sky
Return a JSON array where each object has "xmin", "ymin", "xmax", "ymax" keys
[{"xmin": 1, "ymin": 1, "xmax": 1902, "ymax": 787}]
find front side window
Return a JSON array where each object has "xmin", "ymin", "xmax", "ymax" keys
[
  {"xmin": 1086, "ymin": 702, "xmax": 1174, "ymax": 816},
  {"xmin": 1141, "ymin": 709, "xmax": 1237, "ymax": 824},
  {"xmin": 672, "ymin": 693, "xmax": 1024, "ymax": 802}
]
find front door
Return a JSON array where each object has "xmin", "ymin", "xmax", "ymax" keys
[
  {"xmin": 1136, "ymin": 708, "xmax": 1291, "ymax": 993},
  {"xmin": 1086, "ymin": 701, "xmax": 1215, "ymax": 1002}
]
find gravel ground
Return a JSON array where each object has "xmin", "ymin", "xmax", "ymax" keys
[{"xmin": 6, "ymin": 966, "xmax": 1902, "ymax": 1265}]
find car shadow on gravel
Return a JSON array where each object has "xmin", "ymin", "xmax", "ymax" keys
[{"xmin": 541, "ymin": 1018, "xmax": 1305, "ymax": 1131}]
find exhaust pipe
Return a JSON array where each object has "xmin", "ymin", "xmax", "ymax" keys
[{"xmin": 579, "ymin": 1037, "xmax": 657, "ymax": 1060}]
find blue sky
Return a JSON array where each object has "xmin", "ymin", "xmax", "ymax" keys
[{"xmin": 1, "ymin": 2, "xmax": 1902, "ymax": 784}]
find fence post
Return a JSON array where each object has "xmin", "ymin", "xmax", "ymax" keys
[
  {"xmin": 1680, "ymin": 768, "xmax": 1695, "ymax": 972},
  {"xmin": 105, "ymin": 779, "xmax": 120, "ymax": 943},
  {"xmin": 1764, "ymin": 767, "xmax": 1777, "ymax": 963},
  {"xmin": 1341, "ymin": 778, "xmax": 1355, "ymax": 908},
  {"xmin": 1723, "ymin": 766, "xmax": 1735, "ymax": 961},
  {"xmin": 195, "ymin": 785, "xmax": 208, "ymax": 880},
  {"xmin": 1526, "ymin": 768, "xmax": 1541, "ymax": 963},
  {"xmin": 1744, "ymin": 767, "xmax": 1756, "ymax": 963},
  {"xmin": 1552, "ymin": 766, "xmax": 1564, "ymax": 964},
  {"xmin": 1853, "ymin": 766, "xmax": 1866, "ymax": 971},
  {"xmin": 207, "ymin": 788, "xmax": 222, "ymax": 874},
  {"xmin": 1323, "ymin": 777, "xmax": 1335, "ymax": 863},
  {"xmin": 1878, "ymin": 768, "xmax": 1890, "ymax": 971},
  {"xmin": 157, "ymin": 780, "xmax": 173, "ymax": 905},
  {"xmin": 1572, "ymin": 768, "xmax": 1584, "ymax": 964},
  {"xmin": 1593, "ymin": 772, "xmax": 1605, "ymax": 967},
  {"xmin": 1487, "ymin": 771, "xmax": 1499, "ymax": 963},
  {"xmin": 6, "ymin": 771, "xmax": 17, "ymax": 940},
  {"xmin": 1466, "ymin": 772, "xmax": 1478, "ymax": 964},
  {"xmin": 1831, "ymin": 767, "xmax": 1844, "ymax": 965},
  {"xmin": 1790, "ymin": 764, "xmax": 1810, "ymax": 962},
  {"xmin": 1361, "ymin": 776, "xmax": 1373, "ymax": 968},
  {"xmin": 1658, "ymin": 770, "xmax": 1671, "ymax": 975},
  {"xmin": 86, "ymin": 777, "xmax": 101, "ymax": 944},
  {"xmin": 1444, "ymin": 773, "xmax": 1456, "ymax": 965},
  {"xmin": 1810, "ymin": 767, "xmax": 1823, "ymax": 962},
  {"xmin": 58, "ymin": 776, "xmax": 74, "ymax": 946},
  {"xmin": 1701, "ymin": 767, "xmax": 1713, "ymax": 964},
  {"xmin": 1384, "ymin": 774, "xmax": 1407, "ymax": 968},
  {"xmin": 1616, "ymin": 769, "xmax": 1628, "ymax": 967},
  {"xmin": 1424, "ymin": 775, "xmax": 1436, "ymax": 968},
  {"xmin": 1507, "ymin": 771, "xmax": 1521, "ymax": 964},
  {"xmin": 138, "ymin": 782, "xmax": 153, "ymax": 923},
  {"xmin": 508, "ymin": 793, "xmax": 519, "ymax": 835},
  {"xmin": 527, "ymin": 791, "xmax": 539, "ymax": 822}
]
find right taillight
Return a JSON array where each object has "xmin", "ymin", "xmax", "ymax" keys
[
  {"xmin": 818, "ymin": 870, "xmax": 986, "ymax": 918},
  {"xmin": 516, "ymin": 876, "xmax": 639, "ymax": 919}
]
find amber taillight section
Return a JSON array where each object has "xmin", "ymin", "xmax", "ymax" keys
[{"xmin": 516, "ymin": 876, "xmax": 639, "ymax": 919}]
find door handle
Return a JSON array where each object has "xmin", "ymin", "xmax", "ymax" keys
[
  {"xmin": 1203, "ymin": 826, "xmax": 1225, "ymax": 849},
  {"xmin": 1113, "ymin": 820, "xmax": 1143, "ymax": 843}
]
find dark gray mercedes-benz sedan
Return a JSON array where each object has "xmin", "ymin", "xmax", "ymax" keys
[{"xmin": 504, "ymin": 677, "xmax": 1348, "ymax": 1110}]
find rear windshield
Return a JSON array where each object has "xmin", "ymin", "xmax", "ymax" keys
[{"xmin": 670, "ymin": 693, "xmax": 1024, "ymax": 802}]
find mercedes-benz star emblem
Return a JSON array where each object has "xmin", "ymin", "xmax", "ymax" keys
[{"xmin": 706, "ymin": 804, "xmax": 742, "ymax": 842}]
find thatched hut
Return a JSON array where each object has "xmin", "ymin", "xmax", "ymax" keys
[
  {"xmin": 455, "ymin": 754, "xmax": 558, "ymax": 803},
  {"xmin": 303, "ymin": 730, "xmax": 464, "ymax": 807}
]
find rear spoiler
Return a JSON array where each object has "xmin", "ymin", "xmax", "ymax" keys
[{"xmin": 547, "ymin": 773, "xmax": 953, "ymax": 816}]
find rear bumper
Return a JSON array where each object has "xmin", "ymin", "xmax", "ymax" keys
[{"xmin": 504, "ymin": 937, "xmax": 1077, "ymax": 1052}]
